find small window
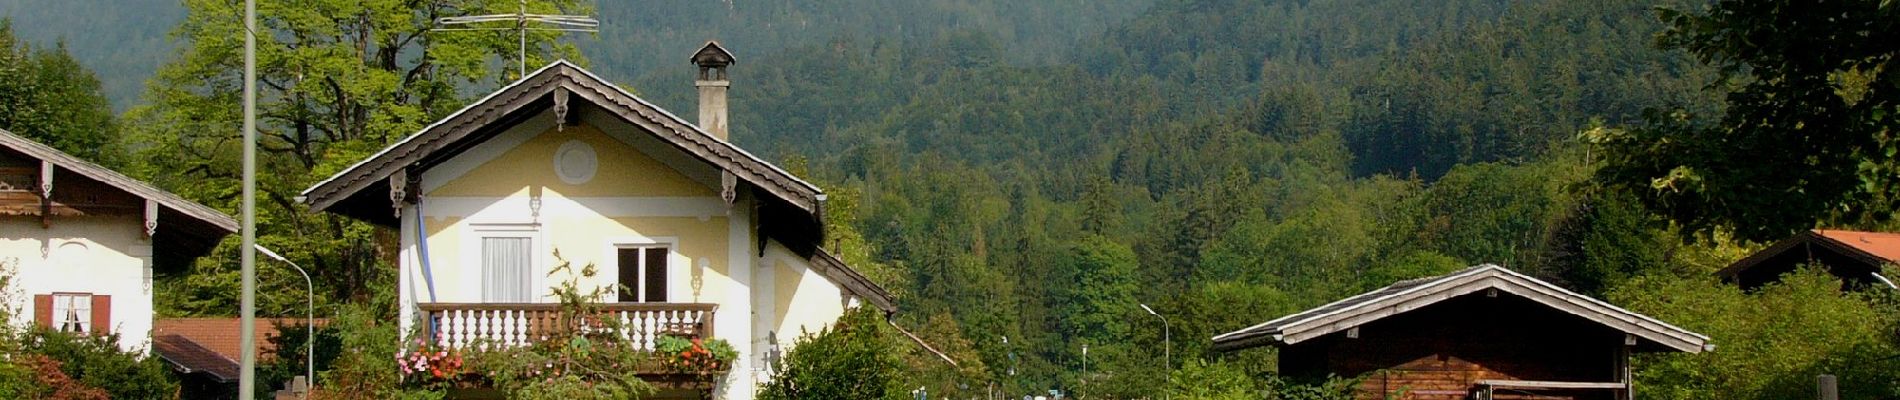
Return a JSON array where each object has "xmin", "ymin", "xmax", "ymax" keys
[
  {"xmin": 617, "ymin": 247, "xmax": 669, "ymax": 302},
  {"xmin": 53, "ymin": 294, "xmax": 90, "ymax": 333}
]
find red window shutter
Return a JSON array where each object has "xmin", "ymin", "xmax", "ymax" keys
[
  {"xmin": 33, "ymin": 295, "xmax": 52, "ymax": 328},
  {"xmin": 90, "ymin": 295, "xmax": 110, "ymax": 336}
]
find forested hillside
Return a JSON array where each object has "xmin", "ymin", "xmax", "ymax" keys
[
  {"xmin": 3, "ymin": 0, "xmax": 1898, "ymax": 398},
  {"xmin": 0, "ymin": 0, "xmax": 183, "ymax": 110}
]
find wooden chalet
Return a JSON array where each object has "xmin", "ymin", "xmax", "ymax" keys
[
  {"xmin": 1212, "ymin": 264, "xmax": 1710, "ymax": 400},
  {"xmin": 1717, "ymin": 229, "xmax": 1900, "ymax": 290}
]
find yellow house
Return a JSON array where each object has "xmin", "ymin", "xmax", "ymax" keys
[{"xmin": 299, "ymin": 43, "xmax": 894, "ymax": 399}]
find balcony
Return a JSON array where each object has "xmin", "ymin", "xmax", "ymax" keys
[{"xmin": 418, "ymin": 302, "xmax": 716, "ymax": 350}]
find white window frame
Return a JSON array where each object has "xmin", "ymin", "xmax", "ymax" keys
[
  {"xmin": 604, "ymin": 236, "xmax": 681, "ymax": 303},
  {"xmin": 52, "ymin": 293, "xmax": 91, "ymax": 334},
  {"xmin": 465, "ymin": 223, "xmax": 545, "ymax": 303}
]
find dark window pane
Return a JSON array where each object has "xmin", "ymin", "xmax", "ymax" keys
[
  {"xmin": 645, "ymin": 247, "xmax": 668, "ymax": 302},
  {"xmin": 618, "ymin": 248, "xmax": 640, "ymax": 302}
]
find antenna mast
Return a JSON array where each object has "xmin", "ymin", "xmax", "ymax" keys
[{"xmin": 434, "ymin": 0, "xmax": 599, "ymax": 77}]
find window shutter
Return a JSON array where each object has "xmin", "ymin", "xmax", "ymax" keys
[
  {"xmin": 33, "ymin": 295, "xmax": 52, "ymax": 328},
  {"xmin": 90, "ymin": 295, "xmax": 110, "ymax": 336}
]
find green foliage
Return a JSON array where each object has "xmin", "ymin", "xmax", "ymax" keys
[
  {"xmin": 131, "ymin": 0, "xmax": 589, "ymax": 317},
  {"xmin": 758, "ymin": 308, "xmax": 905, "ymax": 400},
  {"xmin": 257, "ymin": 322, "xmax": 344, "ymax": 398},
  {"xmin": 1609, "ymin": 268, "xmax": 1900, "ymax": 399},
  {"xmin": 1167, "ymin": 360, "xmax": 1360, "ymax": 400},
  {"xmin": 458, "ymin": 254, "xmax": 656, "ymax": 400},
  {"xmin": 16, "ymin": 329, "xmax": 178, "ymax": 399},
  {"xmin": 0, "ymin": 19, "xmax": 119, "ymax": 163},
  {"xmin": 313, "ymin": 301, "xmax": 418, "ymax": 399},
  {"xmin": 1592, "ymin": 0, "xmax": 1900, "ymax": 242}
]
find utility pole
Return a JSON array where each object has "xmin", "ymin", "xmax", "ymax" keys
[
  {"xmin": 433, "ymin": 0, "xmax": 599, "ymax": 78},
  {"xmin": 238, "ymin": 0, "xmax": 258, "ymax": 397}
]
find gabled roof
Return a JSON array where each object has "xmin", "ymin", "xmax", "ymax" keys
[
  {"xmin": 1718, "ymin": 229, "xmax": 1900, "ymax": 281},
  {"xmin": 0, "ymin": 129, "xmax": 236, "ymax": 266},
  {"xmin": 0, "ymin": 129, "xmax": 237, "ymax": 233},
  {"xmin": 1211, "ymin": 264, "xmax": 1710, "ymax": 353},
  {"xmin": 298, "ymin": 60, "xmax": 822, "ymax": 225},
  {"xmin": 691, "ymin": 41, "xmax": 737, "ymax": 67}
]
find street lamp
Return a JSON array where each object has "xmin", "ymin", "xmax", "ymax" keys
[
  {"xmin": 255, "ymin": 245, "xmax": 314, "ymax": 398},
  {"xmin": 1140, "ymin": 303, "xmax": 1170, "ymax": 399}
]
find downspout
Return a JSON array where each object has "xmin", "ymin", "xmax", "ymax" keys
[{"xmin": 414, "ymin": 196, "xmax": 440, "ymax": 338}]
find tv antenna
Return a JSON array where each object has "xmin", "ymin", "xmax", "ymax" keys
[{"xmin": 433, "ymin": 0, "xmax": 599, "ymax": 77}]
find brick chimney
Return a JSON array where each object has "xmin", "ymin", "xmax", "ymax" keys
[{"xmin": 691, "ymin": 41, "xmax": 736, "ymax": 141}]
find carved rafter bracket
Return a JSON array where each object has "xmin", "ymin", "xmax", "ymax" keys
[
  {"xmin": 721, "ymin": 171, "xmax": 738, "ymax": 209},
  {"xmin": 39, "ymin": 160, "xmax": 53, "ymax": 228},
  {"xmin": 553, "ymin": 87, "xmax": 571, "ymax": 132},
  {"xmin": 389, "ymin": 167, "xmax": 419, "ymax": 218},
  {"xmin": 144, "ymin": 200, "xmax": 159, "ymax": 239}
]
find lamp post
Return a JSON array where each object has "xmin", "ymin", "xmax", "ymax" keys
[
  {"xmin": 256, "ymin": 245, "xmax": 314, "ymax": 399},
  {"xmin": 1140, "ymin": 303, "xmax": 1170, "ymax": 400},
  {"xmin": 1081, "ymin": 344, "xmax": 1088, "ymax": 399}
]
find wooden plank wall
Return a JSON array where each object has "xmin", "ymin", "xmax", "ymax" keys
[{"xmin": 1281, "ymin": 292, "xmax": 1626, "ymax": 400}]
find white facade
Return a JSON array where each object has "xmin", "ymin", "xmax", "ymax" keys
[
  {"xmin": 388, "ymin": 108, "xmax": 862, "ymax": 400},
  {"xmin": 1, "ymin": 216, "xmax": 157, "ymax": 352}
]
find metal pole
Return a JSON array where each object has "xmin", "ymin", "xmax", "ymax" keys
[
  {"xmin": 258, "ymin": 245, "xmax": 315, "ymax": 398},
  {"xmin": 1140, "ymin": 304, "xmax": 1170, "ymax": 400},
  {"xmin": 1161, "ymin": 316, "xmax": 1170, "ymax": 400},
  {"xmin": 517, "ymin": 0, "xmax": 526, "ymax": 77},
  {"xmin": 239, "ymin": 0, "xmax": 258, "ymax": 397}
]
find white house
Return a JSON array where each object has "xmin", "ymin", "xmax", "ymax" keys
[
  {"xmin": 0, "ymin": 129, "xmax": 237, "ymax": 352},
  {"xmin": 299, "ymin": 43, "xmax": 897, "ymax": 399}
]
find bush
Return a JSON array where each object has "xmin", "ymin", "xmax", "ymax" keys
[
  {"xmin": 18, "ymin": 328, "xmax": 178, "ymax": 399},
  {"xmin": 1609, "ymin": 268, "xmax": 1900, "ymax": 399},
  {"xmin": 758, "ymin": 307, "xmax": 905, "ymax": 400}
]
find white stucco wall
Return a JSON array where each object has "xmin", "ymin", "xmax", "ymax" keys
[
  {"xmin": 0, "ymin": 216, "xmax": 155, "ymax": 353},
  {"xmin": 390, "ymin": 108, "xmax": 860, "ymax": 400}
]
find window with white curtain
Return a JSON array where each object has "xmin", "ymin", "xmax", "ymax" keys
[
  {"xmin": 53, "ymin": 294, "xmax": 90, "ymax": 333},
  {"xmin": 481, "ymin": 236, "xmax": 535, "ymax": 303}
]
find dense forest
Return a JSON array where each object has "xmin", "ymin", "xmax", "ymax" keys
[{"xmin": 2, "ymin": 0, "xmax": 1898, "ymax": 399}]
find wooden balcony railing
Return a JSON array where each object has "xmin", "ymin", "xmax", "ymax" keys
[{"xmin": 418, "ymin": 302, "xmax": 716, "ymax": 350}]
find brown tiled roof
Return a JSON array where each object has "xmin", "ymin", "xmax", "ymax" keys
[
  {"xmin": 153, "ymin": 318, "xmax": 327, "ymax": 364},
  {"xmin": 1813, "ymin": 229, "xmax": 1900, "ymax": 262}
]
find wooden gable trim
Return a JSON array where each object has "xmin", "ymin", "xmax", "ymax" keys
[
  {"xmin": 809, "ymin": 248, "xmax": 897, "ymax": 314},
  {"xmin": 0, "ymin": 129, "xmax": 236, "ymax": 234}
]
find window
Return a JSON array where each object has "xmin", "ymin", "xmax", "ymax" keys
[
  {"xmin": 53, "ymin": 294, "xmax": 90, "ymax": 333},
  {"xmin": 617, "ymin": 246, "xmax": 669, "ymax": 302},
  {"xmin": 481, "ymin": 236, "xmax": 535, "ymax": 302}
]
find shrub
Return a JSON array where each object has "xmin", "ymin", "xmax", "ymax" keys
[
  {"xmin": 758, "ymin": 307, "xmax": 905, "ymax": 400},
  {"xmin": 17, "ymin": 328, "xmax": 178, "ymax": 399}
]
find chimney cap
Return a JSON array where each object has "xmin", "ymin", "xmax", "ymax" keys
[{"xmin": 691, "ymin": 41, "xmax": 736, "ymax": 68}]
